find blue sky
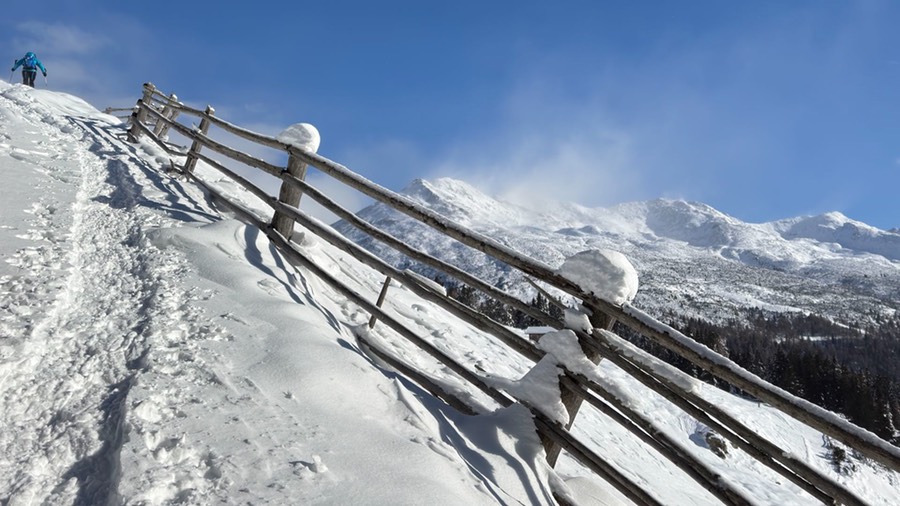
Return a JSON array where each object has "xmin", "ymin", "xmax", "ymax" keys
[{"xmin": 3, "ymin": 1, "xmax": 898, "ymax": 230}]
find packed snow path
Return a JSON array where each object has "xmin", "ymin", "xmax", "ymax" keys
[{"xmin": 0, "ymin": 87, "xmax": 219, "ymax": 504}]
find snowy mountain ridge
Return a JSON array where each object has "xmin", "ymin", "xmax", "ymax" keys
[{"xmin": 341, "ymin": 177, "xmax": 900, "ymax": 325}]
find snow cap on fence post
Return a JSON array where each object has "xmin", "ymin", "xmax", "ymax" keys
[
  {"xmin": 556, "ymin": 249, "xmax": 639, "ymax": 307},
  {"xmin": 271, "ymin": 123, "xmax": 320, "ymax": 240},
  {"xmin": 277, "ymin": 123, "xmax": 320, "ymax": 153}
]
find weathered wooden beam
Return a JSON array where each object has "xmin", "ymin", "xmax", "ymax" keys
[
  {"xmin": 142, "ymin": 107, "xmax": 283, "ymax": 178},
  {"xmin": 127, "ymin": 100, "xmax": 144, "ymax": 142},
  {"xmin": 127, "ymin": 83, "xmax": 156, "ymax": 142},
  {"xmin": 288, "ymin": 147, "xmax": 574, "ymax": 284},
  {"xmin": 183, "ymin": 106, "xmax": 215, "ymax": 174},
  {"xmin": 524, "ymin": 275, "xmax": 616, "ymax": 466},
  {"xmin": 130, "ymin": 120, "xmax": 179, "ymax": 156},
  {"xmin": 368, "ymin": 277, "xmax": 393, "ymax": 329},
  {"xmin": 271, "ymin": 152, "xmax": 309, "ymax": 239},
  {"xmin": 152, "ymin": 94, "xmax": 174, "ymax": 136},
  {"xmin": 178, "ymin": 165, "xmax": 271, "ymax": 226},
  {"xmin": 154, "ymin": 94, "xmax": 179, "ymax": 138},
  {"xmin": 544, "ymin": 309, "xmax": 615, "ymax": 467}
]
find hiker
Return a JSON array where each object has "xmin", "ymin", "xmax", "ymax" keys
[{"xmin": 11, "ymin": 52, "xmax": 47, "ymax": 87}]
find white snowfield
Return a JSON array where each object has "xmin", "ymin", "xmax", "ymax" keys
[{"xmin": 0, "ymin": 82, "xmax": 898, "ymax": 505}]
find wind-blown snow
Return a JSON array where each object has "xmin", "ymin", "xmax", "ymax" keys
[
  {"xmin": 337, "ymin": 178, "xmax": 900, "ymax": 326},
  {"xmin": 1, "ymin": 82, "xmax": 899, "ymax": 505}
]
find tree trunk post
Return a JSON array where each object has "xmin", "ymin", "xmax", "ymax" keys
[
  {"xmin": 137, "ymin": 83, "xmax": 155, "ymax": 125},
  {"xmin": 126, "ymin": 101, "xmax": 143, "ymax": 142},
  {"xmin": 544, "ymin": 299, "xmax": 617, "ymax": 467},
  {"xmin": 183, "ymin": 106, "xmax": 215, "ymax": 174},
  {"xmin": 154, "ymin": 93, "xmax": 178, "ymax": 137},
  {"xmin": 161, "ymin": 95, "xmax": 181, "ymax": 139},
  {"xmin": 128, "ymin": 83, "xmax": 156, "ymax": 142},
  {"xmin": 270, "ymin": 151, "xmax": 309, "ymax": 239},
  {"xmin": 368, "ymin": 277, "xmax": 393, "ymax": 329}
]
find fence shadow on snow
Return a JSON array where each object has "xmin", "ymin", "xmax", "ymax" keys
[{"xmin": 122, "ymin": 82, "xmax": 899, "ymax": 506}]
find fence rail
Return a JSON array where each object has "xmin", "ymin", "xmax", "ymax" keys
[{"xmin": 124, "ymin": 82, "xmax": 899, "ymax": 505}]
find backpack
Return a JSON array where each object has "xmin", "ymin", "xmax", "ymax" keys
[{"xmin": 23, "ymin": 53, "xmax": 36, "ymax": 70}]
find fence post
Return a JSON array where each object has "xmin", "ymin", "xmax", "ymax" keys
[
  {"xmin": 160, "ymin": 95, "xmax": 180, "ymax": 139},
  {"xmin": 270, "ymin": 123, "xmax": 320, "ymax": 240},
  {"xmin": 126, "ymin": 104, "xmax": 141, "ymax": 142},
  {"xmin": 183, "ymin": 106, "xmax": 215, "ymax": 174},
  {"xmin": 543, "ymin": 301, "xmax": 617, "ymax": 467},
  {"xmin": 271, "ymin": 152, "xmax": 309, "ymax": 239},
  {"xmin": 153, "ymin": 93, "xmax": 178, "ymax": 137},
  {"xmin": 368, "ymin": 277, "xmax": 393, "ymax": 328},
  {"xmin": 127, "ymin": 82, "xmax": 156, "ymax": 142}
]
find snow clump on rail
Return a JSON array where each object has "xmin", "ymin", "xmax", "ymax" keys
[{"xmin": 557, "ymin": 249, "xmax": 638, "ymax": 306}]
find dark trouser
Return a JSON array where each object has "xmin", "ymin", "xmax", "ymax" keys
[{"xmin": 22, "ymin": 69, "xmax": 36, "ymax": 87}]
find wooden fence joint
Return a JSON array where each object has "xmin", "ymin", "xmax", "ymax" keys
[
  {"xmin": 543, "ymin": 302, "xmax": 616, "ymax": 467},
  {"xmin": 271, "ymin": 124, "xmax": 318, "ymax": 239},
  {"xmin": 183, "ymin": 106, "xmax": 215, "ymax": 175}
]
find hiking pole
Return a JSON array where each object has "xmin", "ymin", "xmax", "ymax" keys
[{"xmin": 43, "ymin": 74, "xmax": 48, "ymax": 86}]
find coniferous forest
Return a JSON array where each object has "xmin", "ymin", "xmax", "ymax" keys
[
  {"xmin": 664, "ymin": 311, "xmax": 900, "ymax": 446},
  {"xmin": 615, "ymin": 312, "xmax": 900, "ymax": 447}
]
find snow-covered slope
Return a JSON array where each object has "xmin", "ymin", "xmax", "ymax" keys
[
  {"xmin": 338, "ymin": 178, "xmax": 900, "ymax": 325},
  {"xmin": 2, "ymin": 84, "xmax": 898, "ymax": 505},
  {"xmin": 773, "ymin": 211, "xmax": 900, "ymax": 261},
  {"xmin": 0, "ymin": 84, "xmax": 555, "ymax": 505}
]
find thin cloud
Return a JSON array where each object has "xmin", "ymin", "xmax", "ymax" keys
[
  {"xmin": 12, "ymin": 21, "xmax": 112, "ymax": 55},
  {"xmin": 407, "ymin": 2, "xmax": 887, "ymax": 220},
  {"xmin": 430, "ymin": 127, "xmax": 640, "ymax": 211}
]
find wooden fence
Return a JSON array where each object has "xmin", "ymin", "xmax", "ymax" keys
[{"xmin": 125, "ymin": 82, "xmax": 900, "ymax": 505}]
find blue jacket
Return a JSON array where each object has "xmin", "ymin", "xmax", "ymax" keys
[{"xmin": 12, "ymin": 52, "xmax": 46, "ymax": 74}]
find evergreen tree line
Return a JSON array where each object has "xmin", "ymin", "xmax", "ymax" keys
[{"xmin": 444, "ymin": 281, "xmax": 564, "ymax": 328}]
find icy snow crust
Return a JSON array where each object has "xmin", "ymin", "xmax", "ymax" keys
[{"xmin": 1, "ymin": 83, "xmax": 899, "ymax": 504}]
